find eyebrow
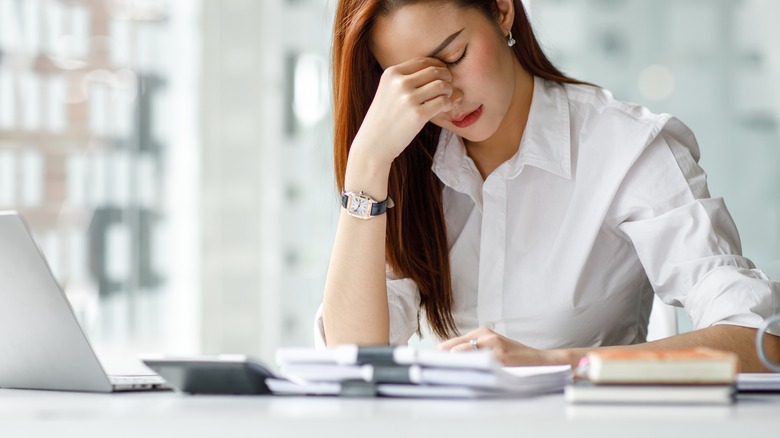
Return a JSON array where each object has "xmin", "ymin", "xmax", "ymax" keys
[{"xmin": 426, "ymin": 28, "xmax": 465, "ymax": 57}]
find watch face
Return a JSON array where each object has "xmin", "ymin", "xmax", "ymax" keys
[{"xmin": 349, "ymin": 196, "xmax": 371, "ymax": 217}]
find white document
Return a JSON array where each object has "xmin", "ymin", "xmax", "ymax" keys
[
  {"xmin": 276, "ymin": 345, "xmax": 498, "ymax": 370},
  {"xmin": 275, "ymin": 363, "xmax": 572, "ymax": 398},
  {"xmin": 274, "ymin": 346, "xmax": 572, "ymax": 398}
]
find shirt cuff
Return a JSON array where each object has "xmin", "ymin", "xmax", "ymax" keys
[{"xmin": 686, "ymin": 266, "xmax": 780, "ymax": 336}]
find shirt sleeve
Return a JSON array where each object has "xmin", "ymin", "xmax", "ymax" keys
[
  {"xmin": 313, "ymin": 266, "xmax": 422, "ymax": 348},
  {"xmin": 611, "ymin": 118, "xmax": 780, "ymax": 335}
]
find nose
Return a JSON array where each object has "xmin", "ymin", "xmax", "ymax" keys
[{"xmin": 450, "ymin": 87, "xmax": 464, "ymax": 105}]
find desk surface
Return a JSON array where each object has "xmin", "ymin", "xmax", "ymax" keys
[{"xmin": 2, "ymin": 389, "xmax": 779, "ymax": 438}]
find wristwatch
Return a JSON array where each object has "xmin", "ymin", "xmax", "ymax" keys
[{"xmin": 340, "ymin": 190, "xmax": 394, "ymax": 219}]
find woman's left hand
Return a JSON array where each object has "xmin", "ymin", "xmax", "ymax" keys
[{"xmin": 437, "ymin": 327, "xmax": 568, "ymax": 366}]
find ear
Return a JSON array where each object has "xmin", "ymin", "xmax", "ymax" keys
[{"xmin": 495, "ymin": 0, "xmax": 515, "ymax": 36}]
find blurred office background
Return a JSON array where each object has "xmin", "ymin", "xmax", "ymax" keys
[{"xmin": 0, "ymin": 0, "xmax": 778, "ymax": 369}]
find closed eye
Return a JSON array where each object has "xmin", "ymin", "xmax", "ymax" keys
[{"xmin": 444, "ymin": 46, "xmax": 468, "ymax": 68}]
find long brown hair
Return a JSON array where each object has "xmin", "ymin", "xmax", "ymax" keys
[{"xmin": 332, "ymin": 0, "xmax": 582, "ymax": 340}]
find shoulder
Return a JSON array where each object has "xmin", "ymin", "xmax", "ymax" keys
[
  {"xmin": 563, "ymin": 82, "xmax": 667, "ymax": 131},
  {"xmin": 560, "ymin": 81, "xmax": 699, "ymax": 163}
]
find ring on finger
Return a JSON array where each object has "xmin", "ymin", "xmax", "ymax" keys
[{"xmin": 469, "ymin": 338, "xmax": 478, "ymax": 350}]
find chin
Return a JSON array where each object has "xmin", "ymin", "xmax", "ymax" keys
[
  {"xmin": 456, "ymin": 123, "xmax": 498, "ymax": 143},
  {"xmin": 432, "ymin": 119, "xmax": 497, "ymax": 143}
]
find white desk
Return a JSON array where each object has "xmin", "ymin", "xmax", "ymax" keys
[{"xmin": 2, "ymin": 389, "xmax": 779, "ymax": 437}]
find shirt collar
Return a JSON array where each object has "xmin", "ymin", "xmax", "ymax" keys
[
  {"xmin": 432, "ymin": 76, "xmax": 572, "ymax": 187},
  {"xmin": 431, "ymin": 130, "xmax": 477, "ymax": 192},
  {"xmin": 512, "ymin": 76, "xmax": 572, "ymax": 180}
]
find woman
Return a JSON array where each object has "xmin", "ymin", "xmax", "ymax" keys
[{"xmin": 317, "ymin": 0, "xmax": 780, "ymax": 371}]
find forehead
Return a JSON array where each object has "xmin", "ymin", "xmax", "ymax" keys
[{"xmin": 370, "ymin": 3, "xmax": 487, "ymax": 67}]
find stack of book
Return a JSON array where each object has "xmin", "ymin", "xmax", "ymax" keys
[
  {"xmin": 736, "ymin": 373, "xmax": 780, "ymax": 392},
  {"xmin": 565, "ymin": 348, "xmax": 738, "ymax": 405},
  {"xmin": 270, "ymin": 345, "xmax": 572, "ymax": 399}
]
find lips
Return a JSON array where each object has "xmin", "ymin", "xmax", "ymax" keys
[{"xmin": 451, "ymin": 105, "xmax": 483, "ymax": 129}]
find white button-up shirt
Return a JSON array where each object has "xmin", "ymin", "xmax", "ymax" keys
[{"xmin": 315, "ymin": 76, "xmax": 780, "ymax": 348}]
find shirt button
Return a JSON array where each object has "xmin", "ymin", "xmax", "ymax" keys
[{"xmin": 485, "ymin": 321, "xmax": 496, "ymax": 330}]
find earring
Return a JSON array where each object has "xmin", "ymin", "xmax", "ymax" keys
[{"xmin": 507, "ymin": 30, "xmax": 516, "ymax": 47}]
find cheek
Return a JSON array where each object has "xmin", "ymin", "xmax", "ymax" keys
[
  {"xmin": 456, "ymin": 42, "xmax": 506, "ymax": 99},
  {"xmin": 468, "ymin": 46, "xmax": 498, "ymax": 81}
]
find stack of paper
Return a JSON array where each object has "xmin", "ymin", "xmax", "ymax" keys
[
  {"xmin": 565, "ymin": 348, "xmax": 738, "ymax": 405},
  {"xmin": 270, "ymin": 345, "xmax": 572, "ymax": 399}
]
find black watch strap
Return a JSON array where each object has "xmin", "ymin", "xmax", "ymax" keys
[{"xmin": 370, "ymin": 199, "xmax": 389, "ymax": 216}]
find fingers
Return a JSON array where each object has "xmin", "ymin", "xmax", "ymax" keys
[
  {"xmin": 450, "ymin": 339, "xmax": 482, "ymax": 352},
  {"xmin": 390, "ymin": 57, "xmax": 448, "ymax": 75},
  {"xmin": 404, "ymin": 65, "xmax": 452, "ymax": 89},
  {"xmin": 378, "ymin": 64, "xmax": 454, "ymax": 121},
  {"xmin": 437, "ymin": 329, "xmax": 545, "ymax": 366},
  {"xmin": 437, "ymin": 334, "xmax": 469, "ymax": 351},
  {"xmin": 414, "ymin": 77, "xmax": 453, "ymax": 101},
  {"xmin": 438, "ymin": 327, "xmax": 496, "ymax": 351},
  {"xmin": 383, "ymin": 58, "xmax": 452, "ymax": 93},
  {"xmin": 416, "ymin": 95, "xmax": 453, "ymax": 120},
  {"xmin": 413, "ymin": 80, "xmax": 454, "ymax": 118},
  {"xmin": 382, "ymin": 65, "xmax": 452, "ymax": 99}
]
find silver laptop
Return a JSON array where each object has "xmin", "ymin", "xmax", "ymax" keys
[{"xmin": 0, "ymin": 211, "xmax": 168, "ymax": 392}]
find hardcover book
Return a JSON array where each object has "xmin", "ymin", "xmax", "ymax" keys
[
  {"xmin": 580, "ymin": 348, "xmax": 738, "ymax": 385},
  {"xmin": 564, "ymin": 380, "xmax": 735, "ymax": 405}
]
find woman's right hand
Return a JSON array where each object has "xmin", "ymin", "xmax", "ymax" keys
[
  {"xmin": 349, "ymin": 58, "xmax": 455, "ymax": 169},
  {"xmin": 325, "ymin": 60, "xmax": 453, "ymax": 347}
]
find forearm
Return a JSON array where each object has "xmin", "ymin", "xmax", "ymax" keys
[
  {"xmin": 322, "ymin": 212, "xmax": 390, "ymax": 345},
  {"xmin": 323, "ymin": 57, "xmax": 455, "ymax": 346},
  {"xmin": 549, "ymin": 325, "xmax": 780, "ymax": 372},
  {"xmin": 322, "ymin": 150, "xmax": 392, "ymax": 346}
]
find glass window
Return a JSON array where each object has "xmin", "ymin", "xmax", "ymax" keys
[
  {"xmin": 0, "ymin": 0, "xmax": 200, "ymax": 371},
  {"xmin": 2, "ymin": 0, "xmax": 775, "ymax": 365}
]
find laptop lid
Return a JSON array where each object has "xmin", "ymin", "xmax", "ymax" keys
[{"xmin": 0, "ymin": 211, "xmax": 113, "ymax": 392}]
